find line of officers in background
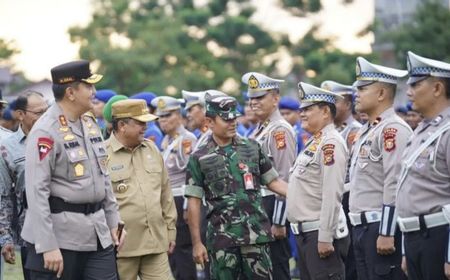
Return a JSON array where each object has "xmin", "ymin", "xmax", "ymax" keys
[{"xmin": 0, "ymin": 50, "xmax": 448, "ymax": 280}]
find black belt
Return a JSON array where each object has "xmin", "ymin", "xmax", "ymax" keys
[{"xmin": 49, "ymin": 196, "xmax": 102, "ymax": 215}]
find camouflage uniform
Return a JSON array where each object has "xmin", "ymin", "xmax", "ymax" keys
[
  {"xmin": 185, "ymin": 134, "xmax": 279, "ymax": 279},
  {"xmin": 0, "ymin": 126, "xmax": 27, "ymax": 248}
]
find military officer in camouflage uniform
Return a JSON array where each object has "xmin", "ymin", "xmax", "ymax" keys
[
  {"xmin": 21, "ymin": 61, "xmax": 124, "ymax": 280},
  {"xmin": 152, "ymin": 96, "xmax": 198, "ymax": 279},
  {"xmin": 182, "ymin": 90, "xmax": 226, "ymax": 151},
  {"xmin": 287, "ymin": 82, "xmax": 349, "ymax": 280},
  {"xmin": 349, "ymin": 57, "xmax": 412, "ymax": 280},
  {"xmin": 185, "ymin": 94, "xmax": 288, "ymax": 279},
  {"xmin": 396, "ymin": 52, "xmax": 450, "ymax": 280},
  {"xmin": 242, "ymin": 72, "xmax": 296, "ymax": 279},
  {"xmin": 0, "ymin": 91, "xmax": 48, "ymax": 280},
  {"xmin": 321, "ymin": 80, "xmax": 361, "ymax": 280}
]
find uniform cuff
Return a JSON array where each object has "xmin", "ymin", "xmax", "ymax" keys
[
  {"xmin": 106, "ymin": 211, "xmax": 121, "ymax": 230},
  {"xmin": 379, "ymin": 205, "xmax": 397, "ymax": 236},
  {"xmin": 184, "ymin": 185, "xmax": 204, "ymax": 199},
  {"xmin": 261, "ymin": 167, "xmax": 279, "ymax": 185},
  {"xmin": 0, "ymin": 232, "xmax": 13, "ymax": 247},
  {"xmin": 168, "ymin": 228, "xmax": 177, "ymax": 243},
  {"xmin": 318, "ymin": 229, "xmax": 334, "ymax": 243},
  {"xmin": 272, "ymin": 197, "xmax": 287, "ymax": 226}
]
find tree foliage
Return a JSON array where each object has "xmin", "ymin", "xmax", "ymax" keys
[
  {"xmin": 0, "ymin": 39, "xmax": 19, "ymax": 62},
  {"xmin": 384, "ymin": 1, "xmax": 450, "ymax": 65},
  {"xmin": 69, "ymin": 0, "xmax": 363, "ymax": 95}
]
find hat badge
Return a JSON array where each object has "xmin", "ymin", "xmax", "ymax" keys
[
  {"xmin": 322, "ymin": 83, "xmax": 331, "ymax": 91},
  {"xmin": 298, "ymin": 86, "xmax": 305, "ymax": 99},
  {"xmin": 157, "ymin": 99, "xmax": 166, "ymax": 109},
  {"xmin": 248, "ymin": 75, "xmax": 259, "ymax": 89},
  {"xmin": 355, "ymin": 62, "xmax": 362, "ymax": 77}
]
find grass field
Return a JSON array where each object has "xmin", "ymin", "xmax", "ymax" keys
[{"xmin": 2, "ymin": 250, "xmax": 24, "ymax": 280}]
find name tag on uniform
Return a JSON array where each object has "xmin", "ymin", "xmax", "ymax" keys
[{"xmin": 244, "ymin": 172, "xmax": 254, "ymax": 190}]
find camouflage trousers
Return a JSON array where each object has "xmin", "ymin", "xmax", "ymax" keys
[{"xmin": 209, "ymin": 243, "xmax": 272, "ymax": 280}]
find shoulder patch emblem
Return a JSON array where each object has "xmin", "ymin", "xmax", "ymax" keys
[
  {"xmin": 274, "ymin": 131, "xmax": 286, "ymax": 150},
  {"xmin": 383, "ymin": 128, "xmax": 398, "ymax": 152},
  {"xmin": 182, "ymin": 139, "xmax": 192, "ymax": 155},
  {"xmin": 38, "ymin": 137, "xmax": 54, "ymax": 161},
  {"xmin": 348, "ymin": 131, "xmax": 357, "ymax": 146},
  {"xmin": 322, "ymin": 144, "xmax": 335, "ymax": 166}
]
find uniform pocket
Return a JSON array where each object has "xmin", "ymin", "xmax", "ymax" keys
[
  {"xmin": 109, "ymin": 168, "xmax": 132, "ymax": 199},
  {"xmin": 65, "ymin": 148, "xmax": 89, "ymax": 181},
  {"xmin": 199, "ymin": 155, "xmax": 230, "ymax": 198}
]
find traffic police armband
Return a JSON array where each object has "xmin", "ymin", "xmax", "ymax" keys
[{"xmin": 379, "ymin": 204, "xmax": 397, "ymax": 236}]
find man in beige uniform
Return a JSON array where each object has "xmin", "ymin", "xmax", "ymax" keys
[
  {"xmin": 396, "ymin": 51, "xmax": 450, "ymax": 280},
  {"xmin": 243, "ymin": 72, "xmax": 296, "ymax": 279},
  {"xmin": 106, "ymin": 99, "xmax": 177, "ymax": 280},
  {"xmin": 321, "ymin": 80, "xmax": 361, "ymax": 280},
  {"xmin": 21, "ymin": 61, "xmax": 123, "ymax": 280},
  {"xmin": 349, "ymin": 57, "xmax": 411, "ymax": 280},
  {"xmin": 151, "ymin": 96, "xmax": 198, "ymax": 279},
  {"xmin": 287, "ymin": 82, "xmax": 349, "ymax": 280}
]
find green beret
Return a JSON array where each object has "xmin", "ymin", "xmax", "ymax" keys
[{"xmin": 103, "ymin": 95, "xmax": 128, "ymax": 122}]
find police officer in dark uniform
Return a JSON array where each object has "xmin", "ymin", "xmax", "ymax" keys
[{"xmin": 21, "ymin": 61, "xmax": 125, "ymax": 280}]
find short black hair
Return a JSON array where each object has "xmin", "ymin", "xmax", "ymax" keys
[
  {"xmin": 52, "ymin": 81, "xmax": 81, "ymax": 101},
  {"xmin": 112, "ymin": 117, "xmax": 131, "ymax": 132},
  {"xmin": 15, "ymin": 90, "xmax": 44, "ymax": 111},
  {"xmin": 316, "ymin": 102, "xmax": 337, "ymax": 118}
]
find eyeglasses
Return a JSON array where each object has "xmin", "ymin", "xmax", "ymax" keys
[{"xmin": 24, "ymin": 108, "xmax": 48, "ymax": 116}]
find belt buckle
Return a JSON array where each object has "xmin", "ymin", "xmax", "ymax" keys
[{"xmin": 290, "ymin": 223, "xmax": 300, "ymax": 235}]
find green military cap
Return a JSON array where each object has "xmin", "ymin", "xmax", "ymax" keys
[
  {"xmin": 205, "ymin": 92, "xmax": 241, "ymax": 121},
  {"xmin": 103, "ymin": 95, "xmax": 128, "ymax": 123},
  {"xmin": 112, "ymin": 99, "xmax": 158, "ymax": 122}
]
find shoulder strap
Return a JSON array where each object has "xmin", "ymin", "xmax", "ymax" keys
[{"xmin": 397, "ymin": 122, "xmax": 450, "ymax": 188}]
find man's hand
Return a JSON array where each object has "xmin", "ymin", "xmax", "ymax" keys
[
  {"xmin": 377, "ymin": 235, "xmax": 395, "ymax": 255},
  {"xmin": 111, "ymin": 227, "xmax": 126, "ymax": 251},
  {"xmin": 168, "ymin": 241, "xmax": 176, "ymax": 255},
  {"xmin": 318, "ymin": 242, "xmax": 334, "ymax": 258},
  {"xmin": 445, "ymin": 262, "xmax": 450, "ymax": 279},
  {"xmin": 43, "ymin": 249, "xmax": 64, "ymax": 278},
  {"xmin": 271, "ymin": 225, "xmax": 287, "ymax": 239},
  {"xmin": 192, "ymin": 242, "xmax": 208, "ymax": 269},
  {"xmin": 401, "ymin": 256, "xmax": 408, "ymax": 277},
  {"xmin": 1, "ymin": 243, "xmax": 16, "ymax": 264}
]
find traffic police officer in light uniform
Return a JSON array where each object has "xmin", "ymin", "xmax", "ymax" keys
[
  {"xmin": 321, "ymin": 80, "xmax": 361, "ymax": 280},
  {"xmin": 396, "ymin": 51, "xmax": 450, "ymax": 280},
  {"xmin": 21, "ymin": 61, "xmax": 124, "ymax": 280},
  {"xmin": 184, "ymin": 93, "xmax": 288, "ymax": 279},
  {"xmin": 287, "ymin": 82, "xmax": 350, "ymax": 280},
  {"xmin": 349, "ymin": 57, "xmax": 411, "ymax": 280},
  {"xmin": 152, "ymin": 96, "xmax": 198, "ymax": 279},
  {"xmin": 243, "ymin": 72, "xmax": 296, "ymax": 280}
]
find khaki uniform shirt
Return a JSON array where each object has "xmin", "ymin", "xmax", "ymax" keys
[
  {"xmin": 106, "ymin": 134, "xmax": 177, "ymax": 257},
  {"xmin": 337, "ymin": 115, "xmax": 362, "ymax": 152},
  {"xmin": 21, "ymin": 103, "xmax": 120, "ymax": 254},
  {"xmin": 349, "ymin": 107, "xmax": 412, "ymax": 214},
  {"xmin": 287, "ymin": 124, "xmax": 347, "ymax": 242},
  {"xmin": 249, "ymin": 109, "xmax": 296, "ymax": 225},
  {"xmin": 161, "ymin": 125, "xmax": 197, "ymax": 189},
  {"xmin": 397, "ymin": 107, "xmax": 450, "ymax": 218}
]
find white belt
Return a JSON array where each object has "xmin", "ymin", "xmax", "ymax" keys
[
  {"xmin": 290, "ymin": 220, "xmax": 320, "ymax": 235},
  {"xmin": 398, "ymin": 212, "xmax": 448, "ymax": 233},
  {"xmin": 171, "ymin": 187, "xmax": 185, "ymax": 197},
  {"xmin": 260, "ymin": 188, "xmax": 275, "ymax": 197},
  {"xmin": 349, "ymin": 211, "xmax": 382, "ymax": 226}
]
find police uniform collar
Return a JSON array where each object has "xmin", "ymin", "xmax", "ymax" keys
[
  {"xmin": 344, "ymin": 115, "xmax": 356, "ymax": 127},
  {"xmin": 430, "ymin": 107, "xmax": 450, "ymax": 126},
  {"xmin": 320, "ymin": 123, "xmax": 335, "ymax": 135},
  {"xmin": 16, "ymin": 125, "xmax": 27, "ymax": 143},
  {"xmin": 265, "ymin": 109, "xmax": 283, "ymax": 124}
]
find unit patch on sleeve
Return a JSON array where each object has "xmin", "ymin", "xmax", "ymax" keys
[
  {"xmin": 274, "ymin": 131, "xmax": 286, "ymax": 150},
  {"xmin": 38, "ymin": 137, "xmax": 54, "ymax": 161},
  {"xmin": 322, "ymin": 144, "xmax": 335, "ymax": 166},
  {"xmin": 182, "ymin": 139, "xmax": 192, "ymax": 155},
  {"xmin": 383, "ymin": 128, "xmax": 398, "ymax": 152}
]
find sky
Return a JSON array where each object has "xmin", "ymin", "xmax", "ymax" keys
[{"xmin": 0, "ymin": 0, "xmax": 374, "ymax": 82}]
